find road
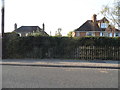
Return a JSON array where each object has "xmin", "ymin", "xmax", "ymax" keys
[{"xmin": 2, "ymin": 65, "xmax": 118, "ymax": 88}]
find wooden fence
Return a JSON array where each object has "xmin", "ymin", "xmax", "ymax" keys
[{"xmin": 25, "ymin": 46, "xmax": 120, "ymax": 60}]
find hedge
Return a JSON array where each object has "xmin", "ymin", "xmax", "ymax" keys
[{"xmin": 2, "ymin": 34, "xmax": 120, "ymax": 59}]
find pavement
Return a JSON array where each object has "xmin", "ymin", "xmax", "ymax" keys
[{"xmin": 0, "ymin": 59, "xmax": 120, "ymax": 69}]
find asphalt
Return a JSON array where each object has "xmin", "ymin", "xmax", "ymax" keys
[{"xmin": 0, "ymin": 59, "xmax": 120, "ymax": 69}]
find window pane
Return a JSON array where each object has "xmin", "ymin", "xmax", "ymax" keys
[
  {"xmin": 86, "ymin": 32, "xmax": 94, "ymax": 36},
  {"xmin": 101, "ymin": 23, "xmax": 108, "ymax": 28}
]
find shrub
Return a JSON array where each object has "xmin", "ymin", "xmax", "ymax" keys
[{"xmin": 2, "ymin": 35, "xmax": 120, "ymax": 59}]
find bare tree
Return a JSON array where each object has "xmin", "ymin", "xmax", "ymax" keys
[
  {"xmin": 100, "ymin": 0, "xmax": 120, "ymax": 28},
  {"xmin": 55, "ymin": 28, "xmax": 62, "ymax": 37}
]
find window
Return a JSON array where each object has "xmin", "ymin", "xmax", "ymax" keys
[
  {"xmin": 76, "ymin": 32, "xmax": 80, "ymax": 37},
  {"xmin": 101, "ymin": 23, "xmax": 108, "ymax": 28},
  {"xmin": 100, "ymin": 32, "xmax": 104, "ymax": 36},
  {"xmin": 103, "ymin": 32, "xmax": 109, "ymax": 36},
  {"xmin": 86, "ymin": 32, "xmax": 95, "ymax": 36},
  {"xmin": 101, "ymin": 32, "xmax": 109, "ymax": 37},
  {"xmin": 114, "ymin": 33, "xmax": 120, "ymax": 37},
  {"xmin": 100, "ymin": 32, "xmax": 112, "ymax": 37},
  {"xmin": 109, "ymin": 33, "xmax": 112, "ymax": 37}
]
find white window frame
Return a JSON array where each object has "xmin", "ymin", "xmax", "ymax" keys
[
  {"xmin": 100, "ymin": 32, "xmax": 104, "ymax": 36},
  {"xmin": 86, "ymin": 32, "xmax": 95, "ymax": 36},
  {"xmin": 101, "ymin": 23, "xmax": 108, "ymax": 28},
  {"xmin": 103, "ymin": 32, "xmax": 109, "ymax": 37},
  {"xmin": 109, "ymin": 33, "xmax": 112, "ymax": 37}
]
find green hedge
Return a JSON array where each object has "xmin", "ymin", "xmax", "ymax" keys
[{"xmin": 2, "ymin": 34, "xmax": 120, "ymax": 59}]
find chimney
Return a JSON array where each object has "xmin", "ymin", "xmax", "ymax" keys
[
  {"xmin": 14, "ymin": 23, "xmax": 17, "ymax": 30},
  {"xmin": 42, "ymin": 23, "xmax": 45, "ymax": 31},
  {"xmin": 92, "ymin": 14, "xmax": 97, "ymax": 23},
  {"xmin": 92, "ymin": 14, "xmax": 97, "ymax": 31}
]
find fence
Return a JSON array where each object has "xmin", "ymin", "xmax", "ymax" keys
[
  {"xmin": 73, "ymin": 46, "xmax": 120, "ymax": 60},
  {"xmin": 23, "ymin": 46, "xmax": 120, "ymax": 60}
]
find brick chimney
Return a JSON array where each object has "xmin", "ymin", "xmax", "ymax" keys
[
  {"xmin": 92, "ymin": 14, "xmax": 97, "ymax": 24},
  {"xmin": 92, "ymin": 14, "xmax": 97, "ymax": 31},
  {"xmin": 14, "ymin": 23, "xmax": 17, "ymax": 30}
]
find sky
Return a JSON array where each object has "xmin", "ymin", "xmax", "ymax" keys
[{"xmin": 1, "ymin": 0, "xmax": 115, "ymax": 36}]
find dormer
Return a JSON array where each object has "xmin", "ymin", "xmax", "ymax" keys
[{"xmin": 98, "ymin": 17, "xmax": 109, "ymax": 28}]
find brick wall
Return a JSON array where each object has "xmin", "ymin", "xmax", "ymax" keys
[
  {"xmin": 73, "ymin": 32, "xmax": 100, "ymax": 37},
  {"xmin": 95, "ymin": 32, "xmax": 100, "ymax": 36},
  {"xmin": 80, "ymin": 32, "xmax": 86, "ymax": 37}
]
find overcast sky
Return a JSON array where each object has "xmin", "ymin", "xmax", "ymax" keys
[{"xmin": 1, "ymin": 0, "xmax": 114, "ymax": 36}]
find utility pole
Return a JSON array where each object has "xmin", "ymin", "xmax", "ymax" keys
[
  {"xmin": 1, "ymin": 0, "xmax": 5, "ymax": 59},
  {"xmin": 1, "ymin": 0, "xmax": 5, "ymax": 38}
]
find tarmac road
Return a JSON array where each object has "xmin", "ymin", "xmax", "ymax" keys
[{"xmin": 2, "ymin": 65, "xmax": 118, "ymax": 88}]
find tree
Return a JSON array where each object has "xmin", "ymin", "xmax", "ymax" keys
[
  {"xmin": 55, "ymin": 28, "xmax": 62, "ymax": 37},
  {"xmin": 100, "ymin": 0, "xmax": 120, "ymax": 28},
  {"xmin": 67, "ymin": 31, "xmax": 73, "ymax": 37}
]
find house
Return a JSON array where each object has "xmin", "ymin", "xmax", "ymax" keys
[
  {"xmin": 13, "ymin": 23, "xmax": 49, "ymax": 37},
  {"xmin": 72, "ymin": 14, "xmax": 120, "ymax": 37}
]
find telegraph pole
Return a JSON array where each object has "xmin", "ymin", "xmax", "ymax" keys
[
  {"xmin": 1, "ymin": 0, "xmax": 5, "ymax": 59},
  {"xmin": 1, "ymin": 0, "xmax": 5, "ymax": 38}
]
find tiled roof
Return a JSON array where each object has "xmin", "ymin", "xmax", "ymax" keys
[
  {"xmin": 75, "ymin": 20, "xmax": 102, "ymax": 31},
  {"xmin": 14, "ymin": 26, "xmax": 42, "ymax": 33},
  {"xmin": 14, "ymin": 26, "xmax": 49, "ymax": 36}
]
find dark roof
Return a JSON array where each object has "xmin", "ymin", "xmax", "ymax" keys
[
  {"xmin": 14, "ymin": 26, "xmax": 42, "ymax": 33},
  {"xmin": 14, "ymin": 26, "xmax": 49, "ymax": 36},
  {"xmin": 98, "ymin": 17, "xmax": 109, "ymax": 23},
  {"xmin": 75, "ymin": 20, "xmax": 102, "ymax": 31}
]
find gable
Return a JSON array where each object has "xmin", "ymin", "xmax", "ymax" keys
[{"xmin": 98, "ymin": 17, "xmax": 109, "ymax": 23}]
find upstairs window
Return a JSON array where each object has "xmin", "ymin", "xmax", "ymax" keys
[{"xmin": 101, "ymin": 23, "xmax": 108, "ymax": 28}]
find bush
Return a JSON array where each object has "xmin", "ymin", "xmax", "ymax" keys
[{"xmin": 2, "ymin": 35, "xmax": 120, "ymax": 59}]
